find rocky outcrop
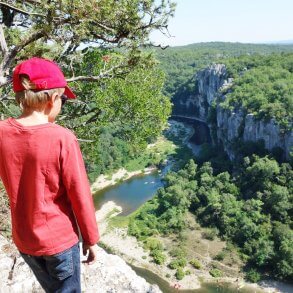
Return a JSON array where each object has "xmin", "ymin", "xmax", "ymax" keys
[
  {"xmin": 196, "ymin": 64, "xmax": 228, "ymax": 119},
  {"xmin": 175, "ymin": 64, "xmax": 292, "ymax": 160},
  {"xmin": 0, "ymin": 201, "xmax": 161, "ymax": 293},
  {"xmin": 0, "ymin": 234, "xmax": 161, "ymax": 293}
]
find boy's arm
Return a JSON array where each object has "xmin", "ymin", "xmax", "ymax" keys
[{"xmin": 60, "ymin": 136, "xmax": 100, "ymax": 248}]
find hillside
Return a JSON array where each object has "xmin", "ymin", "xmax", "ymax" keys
[{"xmin": 154, "ymin": 42, "xmax": 293, "ymax": 102}]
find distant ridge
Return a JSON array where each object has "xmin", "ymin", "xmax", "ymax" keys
[
  {"xmin": 170, "ymin": 41, "xmax": 293, "ymax": 48},
  {"xmin": 264, "ymin": 39, "xmax": 293, "ymax": 44}
]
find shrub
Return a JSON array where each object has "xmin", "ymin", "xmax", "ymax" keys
[
  {"xmin": 175, "ymin": 268, "xmax": 185, "ymax": 280},
  {"xmin": 202, "ymin": 228, "xmax": 218, "ymax": 240},
  {"xmin": 245, "ymin": 269, "xmax": 261, "ymax": 283},
  {"xmin": 190, "ymin": 259, "xmax": 201, "ymax": 269},
  {"xmin": 150, "ymin": 249, "xmax": 166, "ymax": 265},
  {"xmin": 143, "ymin": 238, "xmax": 163, "ymax": 251},
  {"xmin": 214, "ymin": 251, "xmax": 226, "ymax": 261},
  {"xmin": 209, "ymin": 269, "xmax": 222, "ymax": 278},
  {"xmin": 169, "ymin": 246, "xmax": 187, "ymax": 258},
  {"xmin": 168, "ymin": 258, "xmax": 187, "ymax": 269}
]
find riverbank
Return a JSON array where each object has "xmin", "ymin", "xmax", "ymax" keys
[
  {"xmin": 97, "ymin": 201, "xmax": 288, "ymax": 293},
  {"xmin": 91, "ymin": 166, "xmax": 157, "ymax": 193},
  {"xmin": 91, "ymin": 119, "xmax": 196, "ymax": 194}
]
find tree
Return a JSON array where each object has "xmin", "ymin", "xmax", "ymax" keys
[
  {"xmin": 0, "ymin": 0, "xmax": 175, "ymax": 149},
  {"xmin": 0, "ymin": 0, "xmax": 176, "ymax": 85}
]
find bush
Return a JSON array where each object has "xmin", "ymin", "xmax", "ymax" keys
[
  {"xmin": 202, "ymin": 228, "xmax": 218, "ymax": 240},
  {"xmin": 175, "ymin": 268, "xmax": 185, "ymax": 280},
  {"xmin": 245, "ymin": 269, "xmax": 261, "ymax": 283},
  {"xmin": 190, "ymin": 259, "xmax": 201, "ymax": 269},
  {"xmin": 143, "ymin": 238, "xmax": 163, "ymax": 251},
  {"xmin": 150, "ymin": 249, "xmax": 166, "ymax": 265},
  {"xmin": 168, "ymin": 258, "xmax": 187, "ymax": 269},
  {"xmin": 209, "ymin": 269, "xmax": 222, "ymax": 278},
  {"xmin": 214, "ymin": 251, "xmax": 226, "ymax": 261},
  {"xmin": 169, "ymin": 246, "xmax": 187, "ymax": 258}
]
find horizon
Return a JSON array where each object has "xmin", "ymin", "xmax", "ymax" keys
[
  {"xmin": 150, "ymin": 0, "xmax": 293, "ymax": 47},
  {"xmin": 165, "ymin": 39, "xmax": 293, "ymax": 48}
]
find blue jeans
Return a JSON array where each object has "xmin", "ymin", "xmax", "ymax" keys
[{"xmin": 20, "ymin": 242, "xmax": 81, "ymax": 293}]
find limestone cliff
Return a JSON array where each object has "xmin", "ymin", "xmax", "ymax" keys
[{"xmin": 174, "ymin": 63, "xmax": 292, "ymax": 160}]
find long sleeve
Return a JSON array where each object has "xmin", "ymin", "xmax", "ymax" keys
[{"xmin": 61, "ymin": 137, "xmax": 100, "ymax": 246}]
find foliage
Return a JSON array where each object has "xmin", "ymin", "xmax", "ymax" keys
[
  {"xmin": 0, "ymin": 0, "xmax": 176, "ymax": 82},
  {"xmin": 150, "ymin": 248, "xmax": 166, "ymax": 265},
  {"xmin": 154, "ymin": 43, "xmax": 293, "ymax": 122},
  {"xmin": 143, "ymin": 238, "xmax": 163, "ymax": 251},
  {"xmin": 221, "ymin": 53, "xmax": 293, "ymax": 129},
  {"xmin": 209, "ymin": 268, "xmax": 222, "ymax": 278},
  {"xmin": 168, "ymin": 258, "xmax": 187, "ymax": 270},
  {"xmin": 214, "ymin": 251, "xmax": 226, "ymax": 261},
  {"xmin": 169, "ymin": 246, "xmax": 187, "ymax": 258},
  {"xmin": 129, "ymin": 155, "xmax": 293, "ymax": 281},
  {"xmin": 245, "ymin": 269, "xmax": 261, "ymax": 283},
  {"xmin": 190, "ymin": 259, "xmax": 202, "ymax": 269},
  {"xmin": 175, "ymin": 268, "xmax": 185, "ymax": 280},
  {"xmin": 0, "ymin": 1, "xmax": 173, "ymax": 173},
  {"xmin": 201, "ymin": 228, "xmax": 218, "ymax": 241}
]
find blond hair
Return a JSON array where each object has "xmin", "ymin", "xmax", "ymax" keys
[{"xmin": 15, "ymin": 75, "xmax": 64, "ymax": 110}]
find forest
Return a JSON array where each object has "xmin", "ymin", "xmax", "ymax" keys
[{"xmin": 128, "ymin": 155, "xmax": 292, "ymax": 282}]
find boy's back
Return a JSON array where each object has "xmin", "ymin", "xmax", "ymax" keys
[
  {"xmin": 0, "ymin": 57, "xmax": 99, "ymax": 292},
  {"xmin": 0, "ymin": 117, "xmax": 99, "ymax": 255}
]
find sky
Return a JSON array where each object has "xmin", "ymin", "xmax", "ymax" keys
[{"xmin": 150, "ymin": 0, "xmax": 293, "ymax": 47}]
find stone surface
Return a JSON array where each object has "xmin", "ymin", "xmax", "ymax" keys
[
  {"xmin": 0, "ymin": 235, "xmax": 161, "ymax": 293},
  {"xmin": 175, "ymin": 63, "xmax": 292, "ymax": 160}
]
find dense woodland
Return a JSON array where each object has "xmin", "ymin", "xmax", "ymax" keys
[
  {"xmin": 222, "ymin": 53, "xmax": 293, "ymax": 129},
  {"xmin": 129, "ymin": 155, "xmax": 293, "ymax": 282}
]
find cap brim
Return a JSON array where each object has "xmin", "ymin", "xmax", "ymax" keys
[{"xmin": 64, "ymin": 86, "xmax": 76, "ymax": 99}]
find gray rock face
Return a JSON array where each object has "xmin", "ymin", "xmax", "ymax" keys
[
  {"xmin": 197, "ymin": 64, "xmax": 227, "ymax": 106},
  {"xmin": 243, "ymin": 114, "xmax": 293, "ymax": 159},
  {"xmin": 0, "ymin": 235, "xmax": 161, "ymax": 293},
  {"xmin": 192, "ymin": 64, "xmax": 227, "ymax": 121},
  {"xmin": 176, "ymin": 64, "xmax": 292, "ymax": 160}
]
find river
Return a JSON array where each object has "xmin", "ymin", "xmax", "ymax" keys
[
  {"xmin": 94, "ymin": 170, "xmax": 163, "ymax": 216},
  {"xmin": 94, "ymin": 118, "xmax": 204, "ymax": 215}
]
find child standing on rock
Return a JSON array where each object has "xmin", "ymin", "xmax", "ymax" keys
[{"xmin": 0, "ymin": 57, "xmax": 100, "ymax": 292}]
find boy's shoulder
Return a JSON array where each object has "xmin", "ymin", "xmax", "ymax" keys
[
  {"xmin": 0, "ymin": 118, "xmax": 77, "ymax": 143},
  {"xmin": 49, "ymin": 123, "xmax": 77, "ymax": 142}
]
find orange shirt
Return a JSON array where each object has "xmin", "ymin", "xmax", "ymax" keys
[{"xmin": 0, "ymin": 118, "xmax": 99, "ymax": 255}]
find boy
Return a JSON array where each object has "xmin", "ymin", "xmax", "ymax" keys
[{"xmin": 0, "ymin": 57, "xmax": 100, "ymax": 292}]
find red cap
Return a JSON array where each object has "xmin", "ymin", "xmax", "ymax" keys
[{"xmin": 13, "ymin": 57, "xmax": 76, "ymax": 99}]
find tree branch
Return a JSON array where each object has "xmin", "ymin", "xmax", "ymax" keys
[
  {"xmin": 67, "ymin": 64, "xmax": 127, "ymax": 82},
  {"xmin": 0, "ymin": 77, "xmax": 10, "ymax": 88},
  {"xmin": 0, "ymin": 1, "xmax": 45, "ymax": 17},
  {"xmin": 0, "ymin": 29, "xmax": 46, "ymax": 76},
  {"xmin": 0, "ymin": 24, "xmax": 8, "ymax": 54}
]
